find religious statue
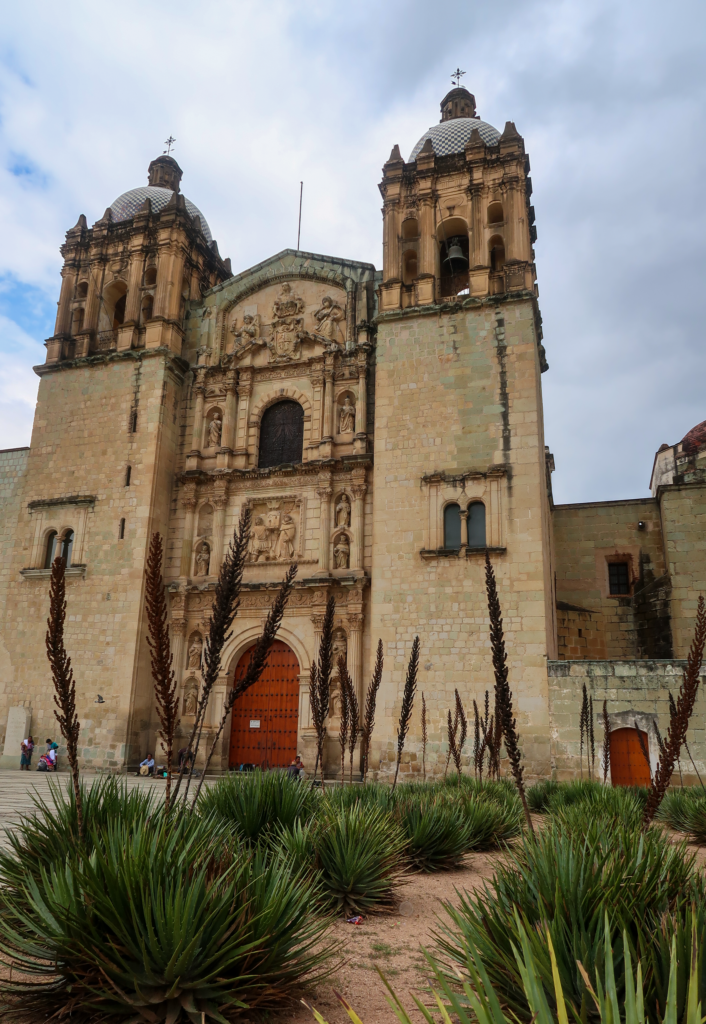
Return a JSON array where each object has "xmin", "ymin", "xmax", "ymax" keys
[
  {"xmin": 339, "ymin": 396, "xmax": 356, "ymax": 433},
  {"xmin": 248, "ymin": 516, "xmax": 271, "ymax": 562},
  {"xmin": 187, "ymin": 635, "xmax": 202, "ymax": 669},
  {"xmin": 312, "ymin": 295, "xmax": 345, "ymax": 344},
  {"xmin": 195, "ymin": 543, "xmax": 210, "ymax": 576},
  {"xmin": 208, "ymin": 411, "xmax": 222, "ymax": 447},
  {"xmin": 275, "ymin": 514, "xmax": 297, "ymax": 560},
  {"xmin": 335, "ymin": 494, "xmax": 351, "ymax": 528},
  {"xmin": 232, "ymin": 313, "xmax": 262, "ymax": 355},
  {"xmin": 333, "ymin": 534, "xmax": 350, "ymax": 570},
  {"xmin": 328, "ymin": 630, "xmax": 348, "ymax": 717},
  {"xmin": 184, "ymin": 687, "xmax": 198, "ymax": 716}
]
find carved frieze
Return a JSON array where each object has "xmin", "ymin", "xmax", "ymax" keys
[{"xmin": 242, "ymin": 494, "xmax": 306, "ymax": 564}]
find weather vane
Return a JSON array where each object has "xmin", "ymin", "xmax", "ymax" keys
[
  {"xmin": 451, "ymin": 68, "xmax": 465, "ymax": 88},
  {"xmin": 163, "ymin": 136, "xmax": 176, "ymax": 156}
]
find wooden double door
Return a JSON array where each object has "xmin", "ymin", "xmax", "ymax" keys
[
  {"xmin": 228, "ymin": 640, "xmax": 299, "ymax": 769},
  {"xmin": 610, "ymin": 727, "xmax": 652, "ymax": 787}
]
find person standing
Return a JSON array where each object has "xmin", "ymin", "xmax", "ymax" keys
[{"xmin": 20, "ymin": 735, "xmax": 34, "ymax": 770}]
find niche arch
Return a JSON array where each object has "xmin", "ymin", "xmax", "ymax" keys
[{"xmin": 203, "ymin": 406, "xmax": 224, "ymax": 449}]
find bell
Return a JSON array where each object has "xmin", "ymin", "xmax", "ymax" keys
[{"xmin": 443, "ymin": 237, "xmax": 468, "ymax": 272}]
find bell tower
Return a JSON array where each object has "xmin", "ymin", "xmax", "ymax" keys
[{"xmin": 370, "ymin": 84, "xmax": 555, "ymax": 778}]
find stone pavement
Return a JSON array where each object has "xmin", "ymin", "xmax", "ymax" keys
[{"xmin": 0, "ymin": 768, "xmax": 215, "ymax": 850}]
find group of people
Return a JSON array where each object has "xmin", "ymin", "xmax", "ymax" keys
[
  {"xmin": 19, "ymin": 736, "xmax": 58, "ymax": 772},
  {"xmin": 135, "ymin": 748, "xmax": 195, "ymax": 777}
]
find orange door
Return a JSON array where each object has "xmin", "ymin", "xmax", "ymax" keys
[
  {"xmin": 228, "ymin": 640, "xmax": 299, "ymax": 769},
  {"xmin": 610, "ymin": 727, "xmax": 651, "ymax": 787}
]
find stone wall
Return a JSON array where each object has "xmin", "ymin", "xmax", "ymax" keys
[
  {"xmin": 659, "ymin": 482, "xmax": 706, "ymax": 658},
  {"xmin": 548, "ymin": 659, "xmax": 706, "ymax": 782},
  {"xmin": 0, "ymin": 447, "xmax": 29, "ymax": 756},
  {"xmin": 553, "ymin": 498, "xmax": 671, "ymax": 659}
]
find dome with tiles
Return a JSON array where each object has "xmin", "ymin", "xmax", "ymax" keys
[
  {"xmin": 408, "ymin": 86, "xmax": 500, "ymax": 162},
  {"xmin": 681, "ymin": 419, "xmax": 706, "ymax": 455},
  {"xmin": 109, "ymin": 155, "xmax": 212, "ymax": 243}
]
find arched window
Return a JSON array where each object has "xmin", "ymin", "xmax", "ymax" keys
[
  {"xmin": 44, "ymin": 531, "xmax": 58, "ymax": 569},
  {"xmin": 403, "ymin": 250, "xmax": 418, "ymax": 285},
  {"xmin": 489, "ymin": 236, "xmax": 505, "ymax": 273},
  {"xmin": 467, "ymin": 502, "xmax": 486, "ymax": 548},
  {"xmin": 77, "ymin": 281, "xmax": 88, "ymax": 299},
  {"xmin": 487, "ymin": 202, "xmax": 504, "ymax": 225},
  {"xmin": 401, "ymin": 218, "xmax": 418, "ymax": 239},
  {"xmin": 130, "ymin": 410, "xmax": 138, "ymax": 433},
  {"xmin": 443, "ymin": 503, "xmax": 461, "ymax": 550},
  {"xmin": 125, "ymin": 465, "xmax": 131, "ymax": 486},
  {"xmin": 71, "ymin": 307, "xmax": 85, "ymax": 334},
  {"xmin": 119, "ymin": 518, "xmax": 126, "ymax": 540},
  {"xmin": 258, "ymin": 400, "xmax": 304, "ymax": 469},
  {"xmin": 61, "ymin": 530, "xmax": 74, "ymax": 567},
  {"xmin": 113, "ymin": 294, "xmax": 126, "ymax": 328},
  {"xmin": 144, "ymin": 266, "xmax": 157, "ymax": 287},
  {"xmin": 141, "ymin": 295, "xmax": 153, "ymax": 323}
]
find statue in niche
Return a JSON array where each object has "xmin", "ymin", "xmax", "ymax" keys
[
  {"xmin": 275, "ymin": 514, "xmax": 297, "ymax": 560},
  {"xmin": 333, "ymin": 533, "xmax": 350, "ymax": 570},
  {"xmin": 312, "ymin": 295, "xmax": 345, "ymax": 345},
  {"xmin": 339, "ymin": 396, "xmax": 356, "ymax": 433},
  {"xmin": 232, "ymin": 313, "xmax": 262, "ymax": 355},
  {"xmin": 248, "ymin": 516, "xmax": 272, "ymax": 562},
  {"xmin": 335, "ymin": 494, "xmax": 351, "ymax": 528},
  {"xmin": 183, "ymin": 685, "xmax": 198, "ymax": 716},
  {"xmin": 187, "ymin": 635, "xmax": 203, "ymax": 670},
  {"xmin": 328, "ymin": 629, "xmax": 348, "ymax": 717},
  {"xmin": 195, "ymin": 542, "xmax": 210, "ymax": 576},
  {"xmin": 208, "ymin": 411, "xmax": 222, "ymax": 447}
]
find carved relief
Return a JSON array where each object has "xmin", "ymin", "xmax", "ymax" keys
[
  {"xmin": 195, "ymin": 542, "xmax": 211, "ymax": 576},
  {"xmin": 335, "ymin": 493, "xmax": 351, "ymax": 528},
  {"xmin": 328, "ymin": 628, "xmax": 348, "ymax": 717},
  {"xmin": 333, "ymin": 533, "xmax": 350, "ymax": 570},
  {"xmin": 269, "ymin": 284, "xmax": 305, "ymax": 363},
  {"xmin": 231, "ymin": 313, "xmax": 262, "ymax": 357},
  {"xmin": 312, "ymin": 296, "xmax": 345, "ymax": 346},
  {"xmin": 338, "ymin": 396, "xmax": 356, "ymax": 434},
  {"xmin": 245, "ymin": 498, "xmax": 301, "ymax": 563}
]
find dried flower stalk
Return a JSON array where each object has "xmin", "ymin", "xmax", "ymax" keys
[
  {"xmin": 579, "ymin": 683, "xmax": 589, "ymax": 779},
  {"xmin": 338, "ymin": 654, "xmax": 351, "ymax": 785},
  {"xmin": 144, "ymin": 533, "xmax": 180, "ymax": 812},
  {"xmin": 485, "ymin": 552, "xmax": 533, "ymax": 833},
  {"xmin": 445, "ymin": 702, "xmax": 459, "ymax": 780},
  {"xmin": 346, "ymin": 660, "xmax": 360, "ymax": 785},
  {"xmin": 311, "ymin": 596, "xmax": 336, "ymax": 786},
  {"xmin": 361, "ymin": 639, "xmax": 383, "ymax": 782},
  {"xmin": 634, "ymin": 721, "xmax": 652, "ymax": 782},
  {"xmin": 46, "ymin": 556, "xmax": 83, "ymax": 842},
  {"xmin": 643, "ymin": 595, "xmax": 706, "ymax": 826},
  {"xmin": 589, "ymin": 695, "xmax": 595, "ymax": 781},
  {"xmin": 451, "ymin": 689, "xmax": 467, "ymax": 777},
  {"xmin": 421, "ymin": 692, "xmax": 428, "ymax": 782},
  {"xmin": 392, "ymin": 636, "xmax": 419, "ymax": 791},
  {"xmin": 602, "ymin": 699, "xmax": 611, "ymax": 785}
]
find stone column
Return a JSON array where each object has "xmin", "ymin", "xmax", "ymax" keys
[
  {"xmin": 222, "ymin": 371, "xmax": 238, "ymax": 451},
  {"xmin": 322, "ymin": 363, "xmax": 334, "ymax": 441},
  {"xmin": 189, "ymin": 370, "xmax": 206, "ymax": 455},
  {"xmin": 351, "ymin": 481, "xmax": 367, "ymax": 571},
  {"xmin": 383, "ymin": 201, "xmax": 400, "ymax": 281},
  {"xmin": 469, "ymin": 185, "xmax": 485, "ymax": 267},
  {"xmin": 316, "ymin": 481, "xmax": 332, "ymax": 573},
  {"xmin": 212, "ymin": 487, "xmax": 228, "ymax": 573},
  {"xmin": 180, "ymin": 486, "xmax": 198, "ymax": 576},
  {"xmin": 459, "ymin": 509, "xmax": 469, "ymax": 554},
  {"xmin": 83, "ymin": 263, "xmax": 103, "ymax": 335},
  {"xmin": 234, "ymin": 369, "xmax": 253, "ymax": 468},
  {"xmin": 124, "ymin": 254, "xmax": 143, "ymax": 325},
  {"xmin": 347, "ymin": 613, "xmax": 364, "ymax": 713},
  {"xmin": 170, "ymin": 619, "xmax": 187, "ymax": 681},
  {"xmin": 354, "ymin": 348, "xmax": 368, "ymax": 453},
  {"xmin": 55, "ymin": 266, "xmax": 77, "ymax": 336},
  {"xmin": 418, "ymin": 198, "xmax": 435, "ymax": 277},
  {"xmin": 345, "ymin": 279, "xmax": 356, "ymax": 350},
  {"xmin": 311, "ymin": 368, "xmax": 325, "ymax": 442}
]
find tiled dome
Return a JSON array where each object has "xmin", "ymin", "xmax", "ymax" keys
[
  {"xmin": 681, "ymin": 419, "xmax": 706, "ymax": 454},
  {"xmin": 408, "ymin": 118, "xmax": 501, "ymax": 162},
  {"xmin": 109, "ymin": 186, "xmax": 212, "ymax": 243}
]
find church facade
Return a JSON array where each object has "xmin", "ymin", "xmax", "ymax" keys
[{"xmin": 1, "ymin": 86, "xmax": 705, "ymax": 781}]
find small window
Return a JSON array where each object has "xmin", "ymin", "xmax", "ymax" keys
[
  {"xmin": 488, "ymin": 202, "xmax": 504, "ymax": 225},
  {"xmin": 401, "ymin": 218, "xmax": 418, "ymax": 239},
  {"xmin": 77, "ymin": 281, "xmax": 88, "ymax": 299},
  {"xmin": 141, "ymin": 295, "xmax": 154, "ymax": 323},
  {"xmin": 130, "ymin": 410, "xmax": 138, "ymax": 433},
  {"xmin": 71, "ymin": 308, "xmax": 85, "ymax": 334},
  {"xmin": 125, "ymin": 465, "xmax": 131, "ymax": 486},
  {"xmin": 443, "ymin": 503, "xmax": 461, "ymax": 550},
  {"xmin": 119, "ymin": 518, "xmax": 126, "ymax": 540},
  {"xmin": 467, "ymin": 502, "xmax": 486, "ymax": 548},
  {"xmin": 403, "ymin": 250, "xmax": 418, "ymax": 285},
  {"xmin": 609, "ymin": 562, "xmax": 630, "ymax": 595},
  {"xmin": 61, "ymin": 530, "xmax": 74, "ymax": 567},
  {"xmin": 489, "ymin": 236, "xmax": 505, "ymax": 272},
  {"xmin": 144, "ymin": 266, "xmax": 157, "ymax": 287},
  {"xmin": 113, "ymin": 294, "xmax": 126, "ymax": 328},
  {"xmin": 44, "ymin": 531, "xmax": 58, "ymax": 569},
  {"xmin": 258, "ymin": 400, "xmax": 304, "ymax": 469}
]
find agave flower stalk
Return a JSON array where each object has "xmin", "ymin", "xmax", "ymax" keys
[
  {"xmin": 337, "ymin": 655, "xmax": 351, "ymax": 785},
  {"xmin": 392, "ymin": 636, "xmax": 419, "ymax": 791},
  {"xmin": 144, "ymin": 533, "xmax": 179, "ymax": 813},
  {"xmin": 579, "ymin": 683, "xmax": 589, "ymax": 779},
  {"xmin": 346, "ymin": 661, "xmax": 360, "ymax": 785},
  {"xmin": 589, "ymin": 695, "xmax": 595, "ymax": 781},
  {"xmin": 643, "ymin": 595, "xmax": 706, "ymax": 826},
  {"xmin": 361, "ymin": 639, "xmax": 384, "ymax": 782},
  {"xmin": 485, "ymin": 552, "xmax": 533, "ymax": 833},
  {"xmin": 445, "ymin": 702, "xmax": 459, "ymax": 779},
  {"xmin": 602, "ymin": 699, "xmax": 611, "ymax": 785},
  {"xmin": 191, "ymin": 564, "xmax": 297, "ymax": 807},
  {"xmin": 309, "ymin": 596, "xmax": 336, "ymax": 786},
  {"xmin": 46, "ymin": 556, "xmax": 83, "ymax": 842},
  {"xmin": 634, "ymin": 721, "xmax": 652, "ymax": 782},
  {"xmin": 421, "ymin": 692, "xmax": 428, "ymax": 782},
  {"xmin": 451, "ymin": 689, "xmax": 468, "ymax": 777},
  {"xmin": 360, "ymin": 639, "xmax": 384, "ymax": 782},
  {"xmin": 174, "ymin": 507, "xmax": 251, "ymax": 805}
]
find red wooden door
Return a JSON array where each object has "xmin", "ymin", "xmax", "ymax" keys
[
  {"xmin": 228, "ymin": 641, "xmax": 299, "ymax": 769},
  {"xmin": 610, "ymin": 727, "xmax": 651, "ymax": 787}
]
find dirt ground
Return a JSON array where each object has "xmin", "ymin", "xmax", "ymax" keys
[{"xmin": 281, "ymin": 852, "xmax": 500, "ymax": 1024}]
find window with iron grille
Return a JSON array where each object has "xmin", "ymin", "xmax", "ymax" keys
[
  {"xmin": 608, "ymin": 562, "xmax": 630, "ymax": 595},
  {"xmin": 258, "ymin": 400, "xmax": 304, "ymax": 469}
]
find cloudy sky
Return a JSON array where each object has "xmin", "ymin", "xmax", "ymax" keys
[{"xmin": 1, "ymin": 0, "xmax": 704, "ymax": 503}]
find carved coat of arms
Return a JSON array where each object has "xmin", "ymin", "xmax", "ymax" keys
[{"xmin": 268, "ymin": 283, "xmax": 305, "ymax": 363}]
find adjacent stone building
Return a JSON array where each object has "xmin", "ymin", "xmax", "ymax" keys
[{"xmin": 1, "ymin": 86, "xmax": 705, "ymax": 781}]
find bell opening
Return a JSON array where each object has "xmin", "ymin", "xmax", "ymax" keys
[{"xmin": 440, "ymin": 235, "xmax": 470, "ymax": 298}]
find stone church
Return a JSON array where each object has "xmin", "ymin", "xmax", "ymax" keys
[{"xmin": 1, "ymin": 84, "xmax": 705, "ymax": 782}]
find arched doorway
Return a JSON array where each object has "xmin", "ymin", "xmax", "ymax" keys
[
  {"xmin": 610, "ymin": 727, "xmax": 651, "ymax": 787},
  {"xmin": 228, "ymin": 640, "xmax": 299, "ymax": 769}
]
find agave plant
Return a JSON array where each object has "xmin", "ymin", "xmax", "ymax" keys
[
  {"xmin": 461, "ymin": 794, "xmax": 524, "ymax": 849},
  {"xmin": 549, "ymin": 786, "xmax": 645, "ymax": 833},
  {"xmin": 433, "ymin": 822, "xmax": 704, "ymax": 1023},
  {"xmin": 656, "ymin": 789, "xmax": 706, "ymax": 841},
  {"xmin": 528, "ymin": 779, "xmax": 561, "ymax": 812},
  {"xmin": 307, "ymin": 913, "xmax": 706, "ymax": 1024},
  {"xmin": 0, "ymin": 812, "xmax": 336, "ymax": 1022},
  {"xmin": 315, "ymin": 803, "xmax": 406, "ymax": 915},
  {"xmin": 396, "ymin": 796, "xmax": 472, "ymax": 871},
  {"xmin": 197, "ymin": 768, "xmax": 319, "ymax": 843}
]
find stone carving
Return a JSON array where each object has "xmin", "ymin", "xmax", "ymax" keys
[
  {"xmin": 187, "ymin": 635, "xmax": 203, "ymax": 669},
  {"xmin": 231, "ymin": 313, "xmax": 262, "ymax": 356},
  {"xmin": 183, "ymin": 683, "xmax": 198, "ymax": 716},
  {"xmin": 328, "ymin": 628, "xmax": 348, "ymax": 717},
  {"xmin": 335, "ymin": 494, "xmax": 351, "ymax": 528},
  {"xmin": 333, "ymin": 533, "xmax": 350, "ymax": 570},
  {"xmin": 339, "ymin": 396, "xmax": 356, "ymax": 433},
  {"xmin": 268, "ymin": 283, "xmax": 305, "ymax": 363},
  {"xmin": 195, "ymin": 542, "xmax": 210, "ymax": 576},
  {"xmin": 208, "ymin": 411, "xmax": 222, "ymax": 447},
  {"xmin": 246, "ymin": 501, "xmax": 300, "ymax": 563},
  {"xmin": 312, "ymin": 296, "xmax": 345, "ymax": 345}
]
